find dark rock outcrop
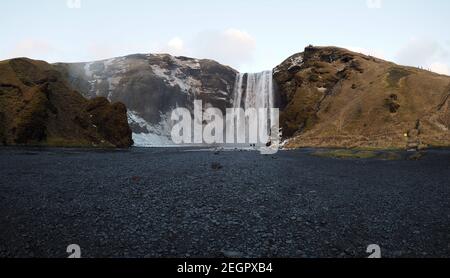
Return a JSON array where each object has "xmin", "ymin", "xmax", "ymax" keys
[
  {"xmin": 56, "ymin": 54, "xmax": 238, "ymax": 145},
  {"xmin": 86, "ymin": 97, "xmax": 133, "ymax": 148},
  {"xmin": 0, "ymin": 58, "xmax": 133, "ymax": 148}
]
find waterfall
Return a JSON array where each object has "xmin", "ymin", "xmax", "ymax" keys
[
  {"xmin": 233, "ymin": 71, "xmax": 274, "ymax": 111},
  {"xmin": 232, "ymin": 71, "xmax": 276, "ymax": 146}
]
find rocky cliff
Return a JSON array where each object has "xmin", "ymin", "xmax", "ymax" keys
[
  {"xmin": 56, "ymin": 54, "xmax": 237, "ymax": 146},
  {"xmin": 0, "ymin": 58, "xmax": 133, "ymax": 148},
  {"xmin": 274, "ymin": 46, "xmax": 450, "ymax": 149},
  {"xmin": 2, "ymin": 47, "xmax": 449, "ymax": 150}
]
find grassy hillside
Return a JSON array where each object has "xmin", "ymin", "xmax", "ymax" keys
[{"xmin": 275, "ymin": 46, "xmax": 450, "ymax": 149}]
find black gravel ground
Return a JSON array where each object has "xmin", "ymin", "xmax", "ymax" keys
[{"xmin": 0, "ymin": 147, "xmax": 449, "ymax": 258}]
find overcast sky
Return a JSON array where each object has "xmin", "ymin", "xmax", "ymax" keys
[{"xmin": 1, "ymin": 0, "xmax": 449, "ymax": 74}]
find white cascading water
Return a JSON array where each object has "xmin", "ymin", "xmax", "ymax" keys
[
  {"xmin": 233, "ymin": 71, "xmax": 274, "ymax": 110},
  {"xmin": 232, "ymin": 71, "xmax": 276, "ymax": 146}
]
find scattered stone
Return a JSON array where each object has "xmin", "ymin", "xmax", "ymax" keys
[
  {"xmin": 408, "ymin": 152, "xmax": 425, "ymax": 161},
  {"xmin": 222, "ymin": 251, "xmax": 243, "ymax": 258},
  {"xmin": 211, "ymin": 162, "xmax": 223, "ymax": 170},
  {"xmin": 131, "ymin": 176, "xmax": 141, "ymax": 182}
]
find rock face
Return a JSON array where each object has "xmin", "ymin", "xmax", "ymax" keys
[
  {"xmin": 56, "ymin": 54, "xmax": 238, "ymax": 146},
  {"xmin": 3, "ymin": 47, "xmax": 449, "ymax": 150},
  {"xmin": 0, "ymin": 58, "xmax": 133, "ymax": 148},
  {"xmin": 274, "ymin": 46, "xmax": 450, "ymax": 149}
]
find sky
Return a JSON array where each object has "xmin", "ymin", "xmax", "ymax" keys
[{"xmin": 1, "ymin": 0, "xmax": 450, "ymax": 74}]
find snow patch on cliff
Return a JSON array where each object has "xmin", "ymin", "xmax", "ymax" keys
[
  {"xmin": 132, "ymin": 133, "xmax": 174, "ymax": 147},
  {"xmin": 149, "ymin": 55, "xmax": 203, "ymax": 94},
  {"xmin": 150, "ymin": 64, "xmax": 202, "ymax": 94},
  {"xmin": 127, "ymin": 111, "xmax": 174, "ymax": 147},
  {"xmin": 84, "ymin": 62, "xmax": 94, "ymax": 78}
]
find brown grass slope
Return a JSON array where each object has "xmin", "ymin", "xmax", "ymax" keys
[
  {"xmin": 274, "ymin": 46, "xmax": 450, "ymax": 149},
  {"xmin": 0, "ymin": 58, "xmax": 133, "ymax": 148}
]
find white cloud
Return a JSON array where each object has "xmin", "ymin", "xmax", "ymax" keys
[
  {"xmin": 155, "ymin": 29, "xmax": 256, "ymax": 70},
  {"xmin": 66, "ymin": 0, "xmax": 81, "ymax": 9},
  {"xmin": 166, "ymin": 37, "xmax": 185, "ymax": 56},
  {"xmin": 86, "ymin": 43, "xmax": 114, "ymax": 61},
  {"xmin": 396, "ymin": 38, "xmax": 445, "ymax": 66},
  {"xmin": 191, "ymin": 28, "xmax": 256, "ymax": 69},
  {"xmin": 9, "ymin": 29, "xmax": 255, "ymax": 70},
  {"xmin": 147, "ymin": 37, "xmax": 187, "ymax": 57},
  {"xmin": 9, "ymin": 39, "xmax": 53, "ymax": 59},
  {"xmin": 366, "ymin": 0, "xmax": 382, "ymax": 9},
  {"xmin": 429, "ymin": 62, "xmax": 450, "ymax": 75},
  {"xmin": 395, "ymin": 38, "xmax": 450, "ymax": 75},
  {"xmin": 82, "ymin": 41, "xmax": 161, "ymax": 62},
  {"xmin": 347, "ymin": 46, "xmax": 386, "ymax": 59}
]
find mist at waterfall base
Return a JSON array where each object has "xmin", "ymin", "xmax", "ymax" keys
[
  {"xmin": 230, "ymin": 71, "xmax": 278, "ymax": 149},
  {"xmin": 168, "ymin": 71, "xmax": 280, "ymax": 150}
]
